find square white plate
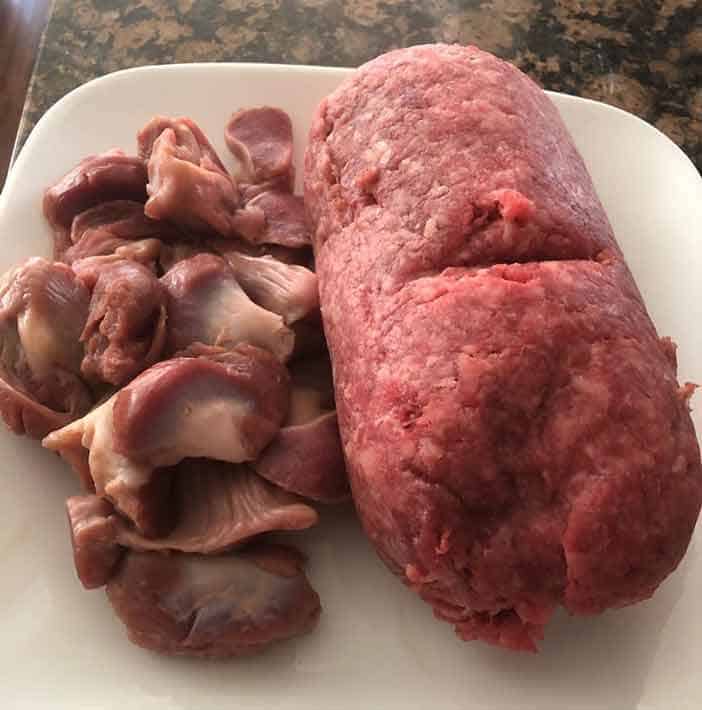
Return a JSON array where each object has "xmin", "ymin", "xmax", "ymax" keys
[{"xmin": 1, "ymin": 63, "xmax": 701, "ymax": 710}]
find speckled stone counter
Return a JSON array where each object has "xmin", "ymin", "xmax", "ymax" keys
[{"xmin": 16, "ymin": 0, "xmax": 702, "ymax": 170}]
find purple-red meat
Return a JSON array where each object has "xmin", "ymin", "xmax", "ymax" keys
[
  {"xmin": 244, "ymin": 190, "xmax": 311, "ymax": 248},
  {"xmin": 225, "ymin": 106, "xmax": 294, "ymax": 187},
  {"xmin": 43, "ymin": 151, "xmax": 148, "ymax": 258},
  {"xmin": 79, "ymin": 259, "xmax": 167, "ymax": 387},
  {"xmin": 106, "ymin": 544, "xmax": 320, "ymax": 657},
  {"xmin": 0, "ymin": 258, "xmax": 92, "ymax": 438},
  {"xmin": 62, "ymin": 200, "xmax": 184, "ymax": 265},
  {"xmin": 139, "ymin": 118, "xmax": 240, "ymax": 238},
  {"xmin": 66, "ymin": 494, "xmax": 124, "ymax": 589},
  {"xmin": 304, "ymin": 44, "xmax": 702, "ymax": 651}
]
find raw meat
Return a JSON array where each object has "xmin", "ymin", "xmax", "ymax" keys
[
  {"xmin": 106, "ymin": 544, "xmax": 320, "ymax": 657},
  {"xmin": 67, "ymin": 489, "xmax": 320, "ymax": 656},
  {"xmin": 244, "ymin": 191, "xmax": 311, "ymax": 248},
  {"xmin": 66, "ymin": 494, "xmax": 124, "ymax": 589},
  {"xmin": 0, "ymin": 258, "xmax": 92, "ymax": 437},
  {"xmin": 70, "ymin": 238, "xmax": 163, "ymax": 278},
  {"xmin": 223, "ymin": 250, "xmax": 319, "ymax": 324},
  {"xmin": 117, "ymin": 461, "xmax": 318, "ymax": 553},
  {"xmin": 69, "ymin": 460, "xmax": 318, "ymax": 555},
  {"xmin": 209, "ymin": 235, "xmax": 313, "ymax": 268},
  {"xmin": 255, "ymin": 355, "xmax": 348, "ymax": 503},
  {"xmin": 65, "ymin": 226, "xmax": 157, "ymax": 266},
  {"xmin": 20, "ymin": 103, "xmax": 328, "ymax": 659},
  {"xmin": 43, "ymin": 151, "xmax": 148, "ymax": 257},
  {"xmin": 225, "ymin": 107, "xmax": 294, "ymax": 186},
  {"xmin": 45, "ymin": 395, "xmax": 172, "ymax": 535},
  {"xmin": 44, "ymin": 344, "xmax": 289, "ymax": 535},
  {"xmin": 138, "ymin": 116, "xmax": 228, "ymax": 173},
  {"xmin": 62, "ymin": 199, "xmax": 183, "ymax": 265},
  {"xmin": 161, "ymin": 253, "xmax": 295, "ymax": 360},
  {"xmin": 305, "ymin": 44, "xmax": 702, "ymax": 651},
  {"xmin": 143, "ymin": 126, "xmax": 240, "ymax": 237},
  {"xmin": 69, "ymin": 199, "xmax": 181, "ymax": 246},
  {"xmin": 255, "ymin": 411, "xmax": 347, "ymax": 503},
  {"xmin": 79, "ymin": 260, "xmax": 167, "ymax": 387},
  {"xmin": 139, "ymin": 116, "xmax": 284, "ymax": 241}
]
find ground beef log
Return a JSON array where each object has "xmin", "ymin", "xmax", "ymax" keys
[{"xmin": 304, "ymin": 44, "xmax": 702, "ymax": 651}]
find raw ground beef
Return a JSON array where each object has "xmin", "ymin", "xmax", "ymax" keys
[{"xmin": 304, "ymin": 44, "xmax": 702, "ymax": 651}]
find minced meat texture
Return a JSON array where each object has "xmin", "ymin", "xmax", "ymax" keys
[{"xmin": 304, "ymin": 44, "xmax": 702, "ymax": 651}]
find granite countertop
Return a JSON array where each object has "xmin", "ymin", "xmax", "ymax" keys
[{"xmin": 16, "ymin": 0, "xmax": 702, "ymax": 170}]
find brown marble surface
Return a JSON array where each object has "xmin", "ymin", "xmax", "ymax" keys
[{"xmin": 14, "ymin": 0, "xmax": 702, "ymax": 170}]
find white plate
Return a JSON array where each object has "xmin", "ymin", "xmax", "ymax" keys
[{"xmin": 1, "ymin": 63, "xmax": 701, "ymax": 710}]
